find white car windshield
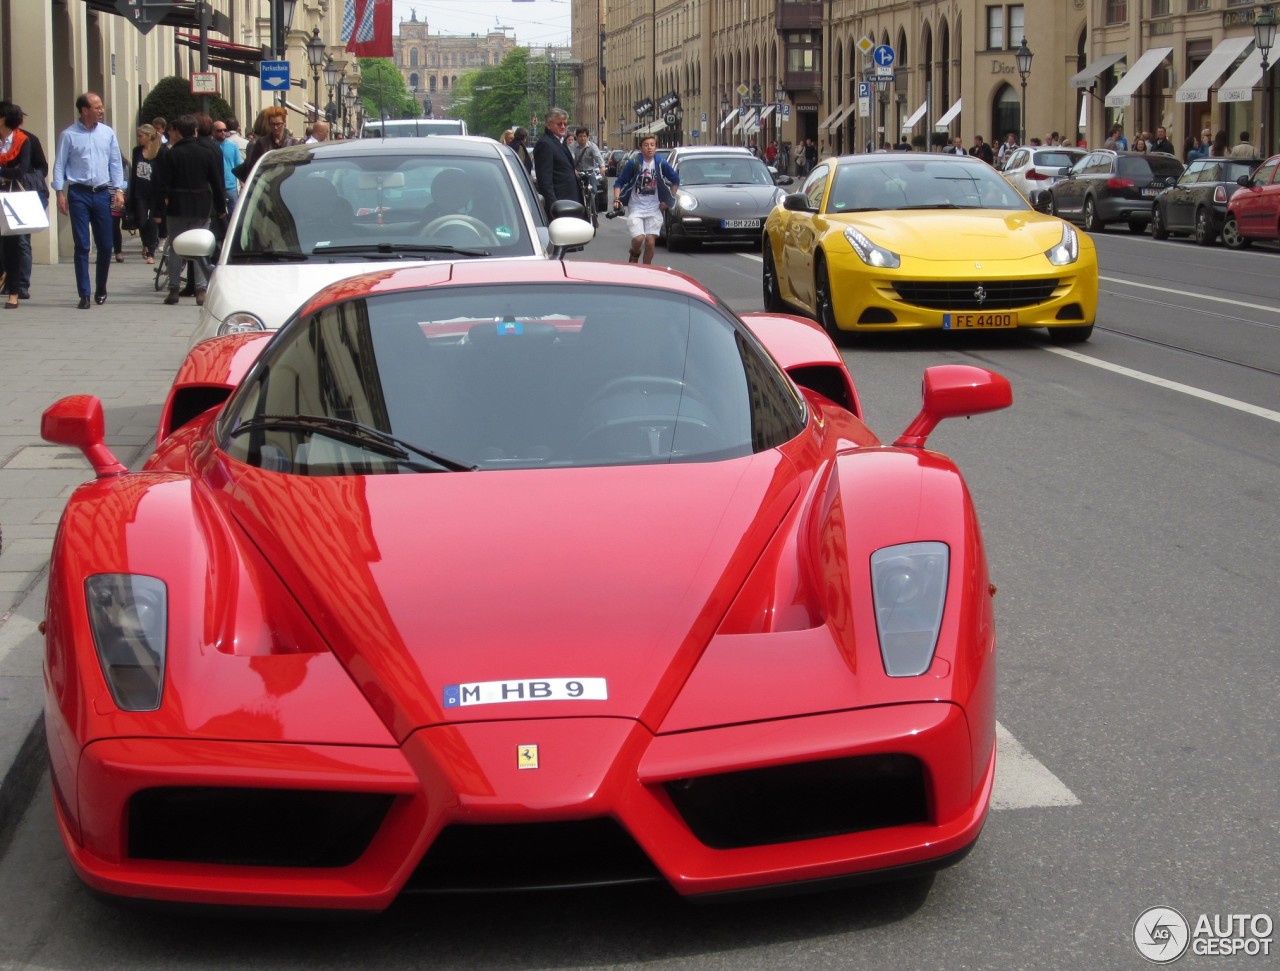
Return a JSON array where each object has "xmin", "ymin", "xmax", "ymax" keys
[{"xmin": 230, "ymin": 151, "xmax": 535, "ymax": 261}]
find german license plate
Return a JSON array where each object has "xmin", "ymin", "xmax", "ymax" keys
[
  {"xmin": 721, "ymin": 218, "xmax": 761, "ymax": 229},
  {"xmin": 943, "ymin": 312, "xmax": 1017, "ymax": 330},
  {"xmin": 1141, "ymin": 186, "xmax": 1158, "ymax": 197}
]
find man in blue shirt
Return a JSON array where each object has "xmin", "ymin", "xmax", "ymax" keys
[
  {"xmin": 51, "ymin": 92, "xmax": 126, "ymax": 309},
  {"xmin": 212, "ymin": 119, "xmax": 242, "ymax": 214}
]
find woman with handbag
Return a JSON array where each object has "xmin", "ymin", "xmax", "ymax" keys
[
  {"xmin": 126, "ymin": 124, "xmax": 165, "ymax": 264},
  {"xmin": 0, "ymin": 103, "xmax": 33, "ymax": 309}
]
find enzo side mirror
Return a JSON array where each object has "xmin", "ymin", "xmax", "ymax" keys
[
  {"xmin": 894, "ymin": 366, "xmax": 1012, "ymax": 450},
  {"xmin": 42, "ymin": 395, "xmax": 128, "ymax": 478}
]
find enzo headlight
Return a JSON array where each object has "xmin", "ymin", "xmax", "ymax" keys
[
  {"xmin": 217, "ymin": 312, "xmax": 266, "ymax": 336},
  {"xmin": 84, "ymin": 574, "xmax": 167, "ymax": 711},
  {"xmin": 1045, "ymin": 222, "xmax": 1079, "ymax": 265},
  {"xmin": 870, "ymin": 542, "xmax": 949, "ymax": 677},
  {"xmin": 843, "ymin": 226, "xmax": 901, "ymax": 269},
  {"xmin": 676, "ymin": 190, "xmax": 698, "ymax": 211}
]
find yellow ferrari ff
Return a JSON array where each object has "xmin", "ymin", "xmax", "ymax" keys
[{"xmin": 762, "ymin": 153, "xmax": 1098, "ymax": 342}]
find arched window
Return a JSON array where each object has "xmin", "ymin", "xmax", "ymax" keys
[
  {"xmin": 410, "ymin": 48, "xmax": 419, "ymax": 67},
  {"xmin": 429, "ymin": 76, "xmax": 437, "ymax": 92},
  {"xmin": 409, "ymin": 72, "xmax": 419, "ymax": 90},
  {"xmin": 993, "ymin": 84, "xmax": 1020, "ymax": 146}
]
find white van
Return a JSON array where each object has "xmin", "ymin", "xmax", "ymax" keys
[{"xmin": 362, "ymin": 118, "xmax": 468, "ymax": 138}]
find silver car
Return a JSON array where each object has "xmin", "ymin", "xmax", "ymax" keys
[{"xmin": 1000, "ymin": 146, "xmax": 1085, "ymax": 199}]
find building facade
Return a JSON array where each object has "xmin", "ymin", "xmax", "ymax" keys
[
  {"xmin": 586, "ymin": 0, "xmax": 1278, "ymax": 159},
  {"xmin": 393, "ymin": 10, "xmax": 516, "ymax": 120}
]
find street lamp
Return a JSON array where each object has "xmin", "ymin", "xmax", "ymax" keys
[
  {"xmin": 306, "ymin": 26, "xmax": 327, "ymax": 122},
  {"xmin": 1015, "ymin": 37, "xmax": 1033, "ymax": 148},
  {"xmin": 721, "ymin": 94, "xmax": 731, "ymax": 147},
  {"xmin": 1255, "ymin": 4, "xmax": 1277, "ymax": 157},
  {"xmin": 324, "ymin": 57, "xmax": 341, "ymax": 124}
]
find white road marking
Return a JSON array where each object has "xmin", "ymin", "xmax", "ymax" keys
[
  {"xmin": 1045, "ymin": 347, "xmax": 1280, "ymax": 423},
  {"xmin": 992, "ymin": 721, "xmax": 1080, "ymax": 810},
  {"xmin": 0, "ymin": 611, "xmax": 38, "ymax": 669},
  {"xmin": 1099, "ymin": 274, "xmax": 1280, "ymax": 316}
]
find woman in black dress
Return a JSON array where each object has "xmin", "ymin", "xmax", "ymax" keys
[{"xmin": 126, "ymin": 124, "xmax": 165, "ymax": 263}]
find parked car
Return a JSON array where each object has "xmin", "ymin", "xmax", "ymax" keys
[
  {"xmin": 1047, "ymin": 150, "xmax": 1185, "ymax": 233},
  {"xmin": 40, "ymin": 256, "xmax": 1010, "ymax": 911},
  {"xmin": 999, "ymin": 146, "xmax": 1085, "ymax": 199},
  {"xmin": 361, "ymin": 118, "xmax": 468, "ymax": 137},
  {"xmin": 1151, "ymin": 156, "xmax": 1262, "ymax": 245},
  {"xmin": 764, "ymin": 152, "xmax": 1098, "ymax": 343},
  {"xmin": 179, "ymin": 137, "xmax": 590, "ymax": 343},
  {"xmin": 605, "ymin": 148, "xmax": 626, "ymax": 177},
  {"xmin": 1223, "ymin": 154, "xmax": 1280, "ymax": 248},
  {"xmin": 660, "ymin": 151, "xmax": 791, "ymax": 251}
]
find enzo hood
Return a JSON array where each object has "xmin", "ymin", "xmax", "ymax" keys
[{"xmin": 221, "ymin": 455, "xmax": 799, "ymax": 740}]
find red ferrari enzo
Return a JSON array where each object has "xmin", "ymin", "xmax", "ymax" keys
[{"xmin": 41, "ymin": 258, "xmax": 1011, "ymax": 911}]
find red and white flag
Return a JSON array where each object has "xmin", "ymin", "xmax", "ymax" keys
[{"xmin": 343, "ymin": 0, "xmax": 392, "ymax": 58}]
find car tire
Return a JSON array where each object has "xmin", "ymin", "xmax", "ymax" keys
[
  {"xmin": 1048, "ymin": 194, "xmax": 1060, "ymax": 218},
  {"xmin": 1221, "ymin": 215, "xmax": 1250, "ymax": 249},
  {"xmin": 1083, "ymin": 197, "xmax": 1104, "ymax": 232},
  {"xmin": 1150, "ymin": 205, "xmax": 1168, "ymax": 240},
  {"xmin": 1194, "ymin": 208, "xmax": 1217, "ymax": 246},
  {"xmin": 762, "ymin": 243, "xmax": 785, "ymax": 312},
  {"xmin": 1046, "ymin": 324, "xmax": 1094, "ymax": 343},
  {"xmin": 814, "ymin": 255, "xmax": 843, "ymax": 342}
]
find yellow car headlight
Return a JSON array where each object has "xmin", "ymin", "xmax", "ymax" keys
[
  {"xmin": 843, "ymin": 226, "xmax": 901, "ymax": 269},
  {"xmin": 1046, "ymin": 223, "xmax": 1079, "ymax": 266}
]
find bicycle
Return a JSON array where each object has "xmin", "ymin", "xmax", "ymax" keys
[
  {"xmin": 577, "ymin": 170, "xmax": 603, "ymax": 229},
  {"xmin": 153, "ymin": 243, "xmax": 188, "ymax": 293}
]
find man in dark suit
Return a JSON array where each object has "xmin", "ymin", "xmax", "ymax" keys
[{"xmin": 533, "ymin": 107, "xmax": 582, "ymax": 214}]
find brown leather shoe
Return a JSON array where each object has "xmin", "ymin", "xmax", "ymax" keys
[
  {"xmin": 195, "ymin": 289, "xmax": 206, "ymax": 306},
  {"xmin": 164, "ymin": 289, "xmax": 180, "ymax": 305}
]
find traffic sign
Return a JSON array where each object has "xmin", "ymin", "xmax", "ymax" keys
[
  {"xmin": 872, "ymin": 45, "xmax": 895, "ymax": 69},
  {"xmin": 191, "ymin": 72, "xmax": 218, "ymax": 95},
  {"xmin": 782, "ymin": 104, "xmax": 791, "ymax": 119},
  {"xmin": 260, "ymin": 60, "xmax": 290, "ymax": 92},
  {"xmin": 857, "ymin": 36, "xmax": 875, "ymax": 56},
  {"xmin": 870, "ymin": 74, "xmax": 896, "ymax": 84},
  {"xmin": 858, "ymin": 81, "xmax": 871, "ymax": 98}
]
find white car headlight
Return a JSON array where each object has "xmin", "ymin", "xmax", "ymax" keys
[
  {"xmin": 85, "ymin": 574, "xmax": 168, "ymax": 711},
  {"xmin": 676, "ymin": 190, "xmax": 698, "ymax": 211},
  {"xmin": 1046, "ymin": 222, "xmax": 1079, "ymax": 266},
  {"xmin": 843, "ymin": 226, "xmax": 901, "ymax": 269},
  {"xmin": 772, "ymin": 187, "xmax": 786, "ymax": 207},
  {"xmin": 217, "ymin": 312, "xmax": 266, "ymax": 336},
  {"xmin": 870, "ymin": 542, "xmax": 949, "ymax": 677}
]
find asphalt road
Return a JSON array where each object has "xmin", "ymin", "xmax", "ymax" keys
[{"xmin": 1, "ymin": 218, "xmax": 1276, "ymax": 970}]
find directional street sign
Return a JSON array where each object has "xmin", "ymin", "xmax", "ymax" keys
[
  {"xmin": 260, "ymin": 60, "xmax": 291, "ymax": 92},
  {"xmin": 872, "ymin": 45, "xmax": 896, "ymax": 70},
  {"xmin": 870, "ymin": 74, "xmax": 896, "ymax": 84},
  {"xmin": 115, "ymin": 0, "xmax": 176, "ymax": 35}
]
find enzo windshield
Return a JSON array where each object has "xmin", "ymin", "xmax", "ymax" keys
[
  {"xmin": 231, "ymin": 150, "xmax": 534, "ymax": 261},
  {"xmin": 826, "ymin": 160, "xmax": 1029, "ymax": 213},
  {"xmin": 219, "ymin": 284, "xmax": 806, "ymax": 474}
]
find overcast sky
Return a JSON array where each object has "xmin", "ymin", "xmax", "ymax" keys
[{"xmin": 393, "ymin": 0, "xmax": 572, "ymax": 47}]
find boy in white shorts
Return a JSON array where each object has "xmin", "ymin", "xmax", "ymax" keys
[{"xmin": 611, "ymin": 134, "xmax": 679, "ymax": 264}]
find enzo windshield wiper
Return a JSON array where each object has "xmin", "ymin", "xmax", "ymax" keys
[
  {"xmin": 230, "ymin": 249, "xmax": 309, "ymax": 262},
  {"xmin": 313, "ymin": 242, "xmax": 492, "ymax": 258},
  {"xmin": 229, "ymin": 414, "xmax": 477, "ymax": 472}
]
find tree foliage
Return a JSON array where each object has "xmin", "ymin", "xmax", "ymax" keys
[
  {"xmin": 448, "ymin": 48, "xmax": 576, "ymax": 140},
  {"xmin": 357, "ymin": 58, "xmax": 420, "ymax": 122},
  {"xmin": 138, "ymin": 76, "xmax": 233, "ymax": 127}
]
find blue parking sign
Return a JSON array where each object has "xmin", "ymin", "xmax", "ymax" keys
[{"xmin": 260, "ymin": 60, "xmax": 290, "ymax": 92}]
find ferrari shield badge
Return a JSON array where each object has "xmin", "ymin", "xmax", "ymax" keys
[{"xmin": 518, "ymin": 744, "xmax": 539, "ymax": 770}]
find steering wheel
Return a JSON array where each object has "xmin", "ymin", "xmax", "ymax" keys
[
  {"xmin": 419, "ymin": 214, "xmax": 500, "ymax": 246},
  {"xmin": 574, "ymin": 376, "xmax": 720, "ymax": 460}
]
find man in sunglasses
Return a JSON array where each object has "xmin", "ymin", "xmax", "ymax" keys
[{"xmin": 533, "ymin": 107, "xmax": 582, "ymax": 214}]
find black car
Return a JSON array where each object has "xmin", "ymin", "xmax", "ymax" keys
[
  {"xmin": 1047, "ymin": 150, "xmax": 1185, "ymax": 233},
  {"xmin": 606, "ymin": 148, "xmax": 626, "ymax": 177},
  {"xmin": 659, "ymin": 152, "xmax": 791, "ymax": 251},
  {"xmin": 1151, "ymin": 156, "xmax": 1262, "ymax": 245}
]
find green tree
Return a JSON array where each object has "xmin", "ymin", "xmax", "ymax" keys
[
  {"xmin": 447, "ymin": 48, "xmax": 576, "ymax": 139},
  {"xmin": 138, "ymin": 76, "xmax": 233, "ymax": 127},
  {"xmin": 357, "ymin": 58, "xmax": 419, "ymax": 122}
]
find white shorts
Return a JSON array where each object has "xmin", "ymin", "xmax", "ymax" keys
[{"xmin": 626, "ymin": 209, "xmax": 663, "ymax": 239}]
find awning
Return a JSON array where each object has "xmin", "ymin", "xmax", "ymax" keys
[
  {"xmin": 176, "ymin": 32, "xmax": 265, "ymax": 79},
  {"xmin": 1176, "ymin": 36, "xmax": 1253, "ymax": 103},
  {"xmin": 822, "ymin": 105, "xmax": 852, "ymax": 131},
  {"xmin": 640, "ymin": 118, "xmax": 667, "ymax": 135},
  {"xmin": 623, "ymin": 122, "xmax": 645, "ymax": 134},
  {"xmin": 83, "ymin": 0, "xmax": 203, "ymax": 30},
  {"xmin": 816, "ymin": 104, "xmax": 846, "ymax": 129},
  {"xmin": 1218, "ymin": 48, "xmax": 1277, "ymax": 103},
  {"xmin": 718, "ymin": 108, "xmax": 738, "ymax": 131},
  {"xmin": 935, "ymin": 98, "xmax": 962, "ymax": 130},
  {"xmin": 1104, "ymin": 47, "xmax": 1172, "ymax": 107},
  {"xmin": 757, "ymin": 104, "xmax": 777, "ymax": 124},
  {"xmin": 1069, "ymin": 52, "xmax": 1126, "ymax": 89},
  {"xmin": 734, "ymin": 108, "xmax": 758, "ymax": 135},
  {"xmin": 900, "ymin": 101, "xmax": 927, "ymax": 132}
]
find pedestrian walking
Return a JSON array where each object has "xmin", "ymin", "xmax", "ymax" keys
[
  {"xmin": 125, "ymin": 124, "xmax": 165, "ymax": 264},
  {"xmin": 211, "ymin": 119, "xmax": 241, "ymax": 215},
  {"xmin": 51, "ymin": 91, "xmax": 127, "ymax": 309},
  {"xmin": 153, "ymin": 114, "xmax": 225, "ymax": 307},
  {"xmin": 0, "ymin": 102, "xmax": 35, "ymax": 310},
  {"xmin": 611, "ymin": 133, "xmax": 679, "ymax": 264}
]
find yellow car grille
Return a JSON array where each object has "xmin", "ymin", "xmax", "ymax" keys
[{"xmin": 893, "ymin": 278, "xmax": 1060, "ymax": 310}]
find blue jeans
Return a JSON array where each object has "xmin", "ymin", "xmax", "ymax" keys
[{"xmin": 67, "ymin": 184, "xmax": 113, "ymax": 298}]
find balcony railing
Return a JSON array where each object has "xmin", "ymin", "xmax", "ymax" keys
[{"xmin": 775, "ymin": 1, "xmax": 823, "ymax": 31}]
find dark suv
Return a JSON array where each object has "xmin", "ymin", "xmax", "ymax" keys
[{"xmin": 1047, "ymin": 150, "xmax": 1185, "ymax": 233}]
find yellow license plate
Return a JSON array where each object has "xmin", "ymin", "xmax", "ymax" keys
[{"xmin": 943, "ymin": 311, "xmax": 1018, "ymax": 330}]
